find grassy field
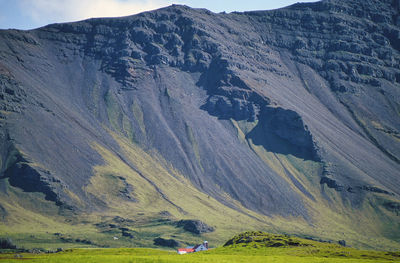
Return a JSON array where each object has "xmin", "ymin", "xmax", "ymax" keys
[
  {"xmin": 1, "ymin": 232, "xmax": 399, "ymax": 263},
  {"xmin": 1, "ymin": 246, "xmax": 399, "ymax": 263}
]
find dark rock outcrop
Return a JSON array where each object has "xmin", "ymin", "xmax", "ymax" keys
[
  {"xmin": 5, "ymin": 162, "xmax": 62, "ymax": 205},
  {"xmin": 338, "ymin": 240, "xmax": 347, "ymax": 247},
  {"xmin": 248, "ymin": 107, "xmax": 319, "ymax": 161},
  {"xmin": 321, "ymin": 177, "xmax": 344, "ymax": 191},
  {"xmin": 177, "ymin": 220, "xmax": 214, "ymax": 234},
  {"xmin": 153, "ymin": 237, "xmax": 180, "ymax": 247},
  {"xmin": 0, "ymin": 238, "xmax": 16, "ymax": 249},
  {"xmin": 383, "ymin": 201, "xmax": 400, "ymax": 215},
  {"xmin": 121, "ymin": 231, "xmax": 134, "ymax": 239},
  {"xmin": 0, "ymin": 204, "xmax": 7, "ymax": 221}
]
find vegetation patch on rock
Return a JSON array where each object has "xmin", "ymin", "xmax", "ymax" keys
[{"xmin": 224, "ymin": 231, "xmax": 313, "ymax": 248}]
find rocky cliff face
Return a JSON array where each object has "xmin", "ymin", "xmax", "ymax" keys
[{"xmin": 0, "ymin": 0, "xmax": 399, "ymax": 249}]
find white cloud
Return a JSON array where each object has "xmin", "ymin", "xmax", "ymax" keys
[{"xmin": 19, "ymin": 0, "xmax": 169, "ymax": 25}]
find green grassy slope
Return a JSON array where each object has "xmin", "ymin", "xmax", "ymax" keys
[{"xmin": 1, "ymin": 128, "xmax": 399, "ymax": 251}]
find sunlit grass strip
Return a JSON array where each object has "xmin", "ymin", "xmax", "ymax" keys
[{"xmin": 1, "ymin": 247, "xmax": 398, "ymax": 263}]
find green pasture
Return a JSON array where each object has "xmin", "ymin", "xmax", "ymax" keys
[{"xmin": 1, "ymin": 244, "xmax": 399, "ymax": 263}]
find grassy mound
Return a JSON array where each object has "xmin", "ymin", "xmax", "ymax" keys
[
  {"xmin": 224, "ymin": 231, "xmax": 315, "ymax": 248},
  {"xmin": 219, "ymin": 231, "xmax": 400, "ymax": 261}
]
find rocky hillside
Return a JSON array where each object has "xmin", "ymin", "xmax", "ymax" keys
[{"xmin": 0, "ymin": 0, "xmax": 399, "ymax": 249}]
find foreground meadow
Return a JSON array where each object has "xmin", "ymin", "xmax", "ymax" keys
[
  {"xmin": 1, "ymin": 246, "xmax": 399, "ymax": 263},
  {"xmin": 1, "ymin": 232, "xmax": 399, "ymax": 262}
]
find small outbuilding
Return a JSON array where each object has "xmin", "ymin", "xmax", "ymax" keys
[
  {"xmin": 177, "ymin": 241, "xmax": 209, "ymax": 254},
  {"xmin": 177, "ymin": 248, "xmax": 194, "ymax": 254}
]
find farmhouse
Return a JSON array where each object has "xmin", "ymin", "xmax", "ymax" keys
[{"xmin": 177, "ymin": 241, "xmax": 209, "ymax": 254}]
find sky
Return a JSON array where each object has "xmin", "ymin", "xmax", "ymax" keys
[{"xmin": 0, "ymin": 0, "xmax": 318, "ymax": 30}]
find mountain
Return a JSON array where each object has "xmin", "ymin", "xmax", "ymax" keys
[{"xmin": 0, "ymin": 0, "xmax": 399, "ymax": 250}]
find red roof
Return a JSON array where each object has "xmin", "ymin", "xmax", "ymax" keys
[{"xmin": 178, "ymin": 248, "xmax": 194, "ymax": 253}]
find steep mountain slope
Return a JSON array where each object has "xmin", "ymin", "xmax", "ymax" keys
[{"xmin": 0, "ymin": 0, "xmax": 399, "ymax": 249}]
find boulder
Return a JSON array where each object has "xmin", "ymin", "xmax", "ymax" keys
[{"xmin": 338, "ymin": 240, "xmax": 346, "ymax": 247}]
